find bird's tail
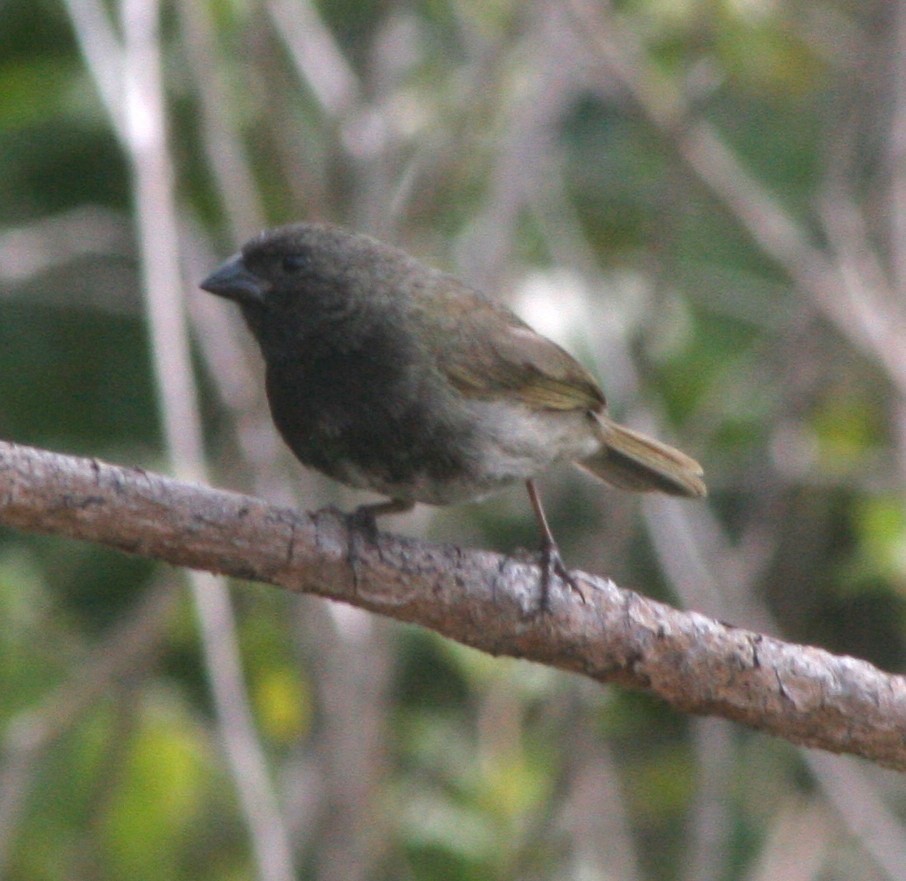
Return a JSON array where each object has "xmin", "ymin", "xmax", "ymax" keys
[{"xmin": 578, "ymin": 417, "xmax": 706, "ymax": 498}]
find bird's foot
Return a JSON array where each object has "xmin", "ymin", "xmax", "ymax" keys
[
  {"xmin": 347, "ymin": 503, "xmax": 380, "ymax": 544},
  {"xmin": 524, "ymin": 478, "xmax": 586, "ymax": 610},
  {"xmin": 345, "ymin": 505, "xmax": 380, "ymax": 586},
  {"xmin": 345, "ymin": 499, "xmax": 414, "ymax": 585},
  {"xmin": 538, "ymin": 540, "xmax": 587, "ymax": 611}
]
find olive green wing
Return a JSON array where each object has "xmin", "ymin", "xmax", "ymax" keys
[{"xmin": 418, "ymin": 279, "xmax": 605, "ymax": 412}]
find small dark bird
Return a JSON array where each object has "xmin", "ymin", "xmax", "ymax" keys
[{"xmin": 201, "ymin": 223, "xmax": 705, "ymax": 600}]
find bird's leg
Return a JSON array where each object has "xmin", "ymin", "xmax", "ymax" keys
[
  {"xmin": 346, "ymin": 498, "xmax": 414, "ymax": 583},
  {"xmin": 349, "ymin": 497, "xmax": 415, "ymax": 539},
  {"xmin": 526, "ymin": 479, "xmax": 587, "ymax": 609}
]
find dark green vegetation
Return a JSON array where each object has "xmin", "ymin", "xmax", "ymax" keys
[{"xmin": 1, "ymin": 1, "xmax": 903, "ymax": 879}]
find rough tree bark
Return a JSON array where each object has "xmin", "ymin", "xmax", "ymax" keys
[{"xmin": 1, "ymin": 439, "xmax": 904, "ymax": 769}]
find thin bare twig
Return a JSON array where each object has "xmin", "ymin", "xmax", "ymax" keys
[
  {"xmin": 267, "ymin": 0, "xmax": 361, "ymax": 118},
  {"xmin": 176, "ymin": 1, "xmax": 266, "ymax": 239},
  {"xmin": 806, "ymin": 752, "xmax": 906, "ymax": 881},
  {"xmin": 123, "ymin": 0, "xmax": 297, "ymax": 876},
  {"xmin": 886, "ymin": 1, "xmax": 906, "ymax": 295},
  {"xmin": 564, "ymin": 0, "xmax": 906, "ymax": 395},
  {"xmin": 63, "ymin": 1, "xmax": 297, "ymax": 877}
]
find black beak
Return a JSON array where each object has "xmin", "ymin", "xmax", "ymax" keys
[{"xmin": 200, "ymin": 253, "xmax": 271, "ymax": 304}]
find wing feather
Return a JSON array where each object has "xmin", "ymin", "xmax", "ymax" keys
[{"xmin": 414, "ymin": 277, "xmax": 605, "ymax": 412}]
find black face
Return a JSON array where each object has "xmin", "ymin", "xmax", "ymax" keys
[
  {"xmin": 202, "ymin": 223, "xmax": 373, "ymax": 354},
  {"xmin": 239, "ymin": 227, "xmax": 321, "ymax": 293},
  {"xmin": 202, "ymin": 223, "xmax": 462, "ymax": 495},
  {"xmin": 245, "ymin": 221, "xmax": 398, "ymax": 295}
]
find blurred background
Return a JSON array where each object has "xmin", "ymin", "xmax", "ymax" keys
[{"xmin": 2, "ymin": 0, "xmax": 906, "ymax": 879}]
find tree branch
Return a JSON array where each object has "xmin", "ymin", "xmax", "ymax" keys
[{"xmin": 1, "ymin": 439, "xmax": 904, "ymax": 769}]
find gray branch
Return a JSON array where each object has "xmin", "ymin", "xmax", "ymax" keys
[{"xmin": 2, "ymin": 439, "xmax": 904, "ymax": 770}]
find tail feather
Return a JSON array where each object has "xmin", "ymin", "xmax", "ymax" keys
[{"xmin": 579, "ymin": 418, "xmax": 706, "ymax": 498}]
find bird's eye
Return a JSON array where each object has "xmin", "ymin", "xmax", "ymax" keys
[{"xmin": 281, "ymin": 253, "xmax": 310, "ymax": 274}]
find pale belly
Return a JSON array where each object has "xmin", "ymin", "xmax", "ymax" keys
[{"xmin": 329, "ymin": 400, "xmax": 601, "ymax": 505}]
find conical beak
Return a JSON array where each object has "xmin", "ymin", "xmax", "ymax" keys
[{"xmin": 200, "ymin": 253, "xmax": 271, "ymax": 304}]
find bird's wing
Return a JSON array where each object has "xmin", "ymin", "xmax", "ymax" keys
[{"xmin": 419, "ymin": 280, "xmax": 605, "ymax": 412}]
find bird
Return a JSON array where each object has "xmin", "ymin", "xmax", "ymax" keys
[{"xmin": 201, "ymin": 222, "xmax": 705, "ymax": 603}]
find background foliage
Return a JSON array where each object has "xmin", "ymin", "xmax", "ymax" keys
[{"xmin": 1, "ymin": 0, "xmax": 905, "ymax": 879}]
